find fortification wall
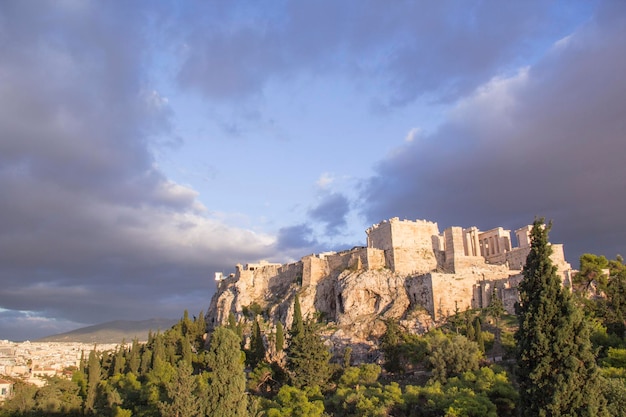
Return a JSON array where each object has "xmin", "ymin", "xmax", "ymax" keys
[
  {"xmin": 302, "ymin": 255, "xmax": 328, "ymax": 287},
  {"xmin": 365, "ymin": 248, "xmax": 386, "ymax": 270},
  {"xmin": 326, "ymin": 251, "xmax": 353, "ymax": 274},
  {"xmin": 366, "ymin": 218, "xmax": 440, "ymax": 274},
  {"xmin": 367, "ymin": 220, "xmax": 393, "ymax": 251},
  {"xmin": 429, "ymin": 272, "xmax": 475, "ymax": 319},
  {"xmin": 389, "ymin": 218, "xmax": 440, "ymax": 250},
  {"xmin": 272, "ymin": 262, "xmax": 302, "ymax": 291},
  {"xmin": 505, "ymin": 247, "xmax": 529, "ymax": 270}
]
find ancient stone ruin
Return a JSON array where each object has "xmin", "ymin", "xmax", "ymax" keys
[{"xmin": 205, "ymin": 217, "xmax": 572, "ymax": 349}]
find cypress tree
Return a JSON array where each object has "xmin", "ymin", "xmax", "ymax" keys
[
  {"xmin": 126, "ymin": 338, "xmax": 141, "ymax": 375},
  {"xmin": 158, "ymin": 360, "xmax": 201, "ymax": 417},
  {"xmin": 465, "ymin": 310, "xmax": 475, "ymax": 341},
  {"xmin": 515, "ymin": 219, "xmax": 607, "ymax": 416},
  {"xmin": 380, "ymin": 319, "xmax": 402, "ymax": 372},
  {"xmin": 291, "ymin": 294, "xmax": 304, "ymax": 337},
  {"xmin": 248, "ymin": 319, "xmax": 266, "ymax": 368},
  {"xmin": 286, "ymin": 295, "xmax": 330, "ymax": 388},
  {"xmin": 474, "ymin": 318, "xmax": 484, "ymax": 353},
  {"xmin": 85, "ymin": 348, "xmax": 101, "ymax": 412},
  {"xmin": 204, "ymin": 327, "xmax": 248, "ymax": 416},
  {"xmin": 275, "ymin": 321, "xmax": 284, "ymax": 352}
]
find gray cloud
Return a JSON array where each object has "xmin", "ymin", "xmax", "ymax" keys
[
  {"xmin": 308, "ymin": 193, "xmax": 350, "ymax": 236},
  {"xmin": 0, "ymin": 2, "xmax": 277, "ymax": 340},
  {"xmin": 276, "ymin": 224, "xmax": 320, "ymax": 256},
  {"xmin": 178, "ymin": 0, "xmax": 578, "ymax": 106},
  {"xmin": 360, "ymin": 2, "xmax": 626, "ymax": 264}
]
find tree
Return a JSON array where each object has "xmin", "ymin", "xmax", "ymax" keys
[
  {"xmin": 158, "ymin": 361, "xmax": 202, "ymax": 417},
  {"xmin": 291, "ymin": 294, "xmax": 304, "ymax": 337},
  {"xmin": 487, "ymin": 286, "xmax": 504, "ymax": 331},
  {"xmin": 380, "ymin": 319, "xmax": 402, "ymax": 372},
  {"xmin": 204, "ymin": 327, "xmax": 248, "ymax": 416},
  {"xmin": 474, "ymin": 318, "xmax": 484, "ymax": 353},
  {"xmin": 262, "ymin": 385, "xmax": 325, "ymax": 417},
  {"xmin": 515, "ymin": 219, "xmax": 607, "ymax": 416},
  {"xmin": 275, "ymin": 321, "xmax": 285, "ymax": 352},
  {"xmin": 426, "ymin": 331, "xmax": 482, "ymax": 383},
  {"xmin": 85, "ymin": 348, "xmax": 101, "ymax": 412},
  {"xmin": 248, "ymin": 318, "xmax": 266, "ymax": 368},
  {"xmin": 575, "ymin": 253, "xmax": 609, "ymax": 291},
  {"xmin": 286, "ymin": 295, "xmax": 330, "ymax": 388},
  {"xmin": 126, "ymin": 338, "xmax": 141, "ymax": 375},
  {"xmin": 465, "ymin": 310, "xmax": 475, "ymax": 341}
]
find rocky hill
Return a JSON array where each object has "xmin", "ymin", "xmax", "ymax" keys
[
  {"xmin": 205, "ymin": 218, "xmax": 572, "ymax": 362},
  {"xmin": 36, "ymin": 319, "xmax": 178, "ymax": 344}
]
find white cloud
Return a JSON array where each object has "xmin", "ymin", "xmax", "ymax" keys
[
  {"xmin": 316, "ymin": 172, "xmax": 335, "ymax": 189},
  {"xmin": 404, "ymin": 127, "xmax": 421, "ymax": 143}
]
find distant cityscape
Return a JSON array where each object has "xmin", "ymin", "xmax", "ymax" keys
[{"xmin": 0, "ymin": 339, "xmax": 121, "ymax": 394}]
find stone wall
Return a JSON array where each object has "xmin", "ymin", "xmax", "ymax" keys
[
  {"xmin": 302, "ymin": 255, "xmax": 327, "ymax": 288},
  {"xmin": 365, "ymin": 248, "xmax": 386, "ymax": 270},
  {"xmin": 505, "ymin": 247, "xmax": 529, "ymax": 270},
  {"xmin": 366, "ymin": 217, "xmax": 440, "ymax": 274}
]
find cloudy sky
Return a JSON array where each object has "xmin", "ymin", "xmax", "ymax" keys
[{"xmin": 1, "ymin": 0, "xmax": 625, "ymax": 341}]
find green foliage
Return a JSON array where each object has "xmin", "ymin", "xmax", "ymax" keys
[
  {"xmin": 516, "ymin": 219, "xmax": 607, "ymax": 416},
  {"xmin": 402, "ymin": 368, "xmax": 515, "ymax": 417},
  {"xmin": 328, "ymin": 381, "xmax": 403, "ymax": 417},
  {"xmin": 262, "ymin": 385, "xmax": 325, "ymax": 417},
  {"xmin": 290, "ymin": 294, "xmax": 304, "ymax": 338},
  {"xmin": 380, "ymin": 319, "xmax": 427, "ymax": 373},
  {"xmin": 465, "ymin": 311, "xmax": 475, "ymax": 342},
  {"xmin": 204, "ymin": 327, "xmax": 248, "ymax": 416},
  {"xmin": 600, "ymin": 377, "xmax": 626, "ymax": 417},
  {"xmin": 247, "ymin": 319, "xmax": 266, "ymax": 368},
  {"xmin": 487, "ymin": 287, "xmax": 504, "ymax": 320},
  {"xmin": 343, "ymin": 346, "xmax": 352, "ymax": 368},
  {"xmin": 158, "ymin": 360, "xmax": 202, "ymax": 417},
  {"xmin": 600, "ymin": 347, "xmax": 626, "ymax": 370},
  {"xmin": 286, "ymin": 316, "xmax": 331, "ymax": 389},
  {"xmin": 275, "ymin": 321, "xmax": 284, "ymax": 352},
  {"xmin": 473, "ymin": 319, "xmax": 484, "ymax": 353},
  {"xmin": 425, "ymin": 331, "xmax": 482, "ymax": 383},
  {"xmin": 85, "ymin": 348, "xmax": 102, "ymax": 412},
  {"xmin": 284, "ymin": 294, "xmax": 330, "ymax": 389},
  {"xmin": 575, "ymin": 253, "xmax": 610, "ymax": 290},
  {"xmin": 338, "ymin": 364, "xmax": 381, "ymax": 388}
]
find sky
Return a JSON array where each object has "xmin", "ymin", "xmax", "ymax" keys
[{"xmin": 1, "ymin": 0, "xmax": 625, "ymax": 341}]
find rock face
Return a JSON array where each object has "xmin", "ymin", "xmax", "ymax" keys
[{"xmin": 205, "ymin": 217, "xmax": 573, "ymax": 360}]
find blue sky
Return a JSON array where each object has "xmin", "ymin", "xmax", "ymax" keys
[{"xmin": 1, "ymin": 0, "xmax": 625, "ymax": 341}]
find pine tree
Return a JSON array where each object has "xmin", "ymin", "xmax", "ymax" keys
[
  {"xmin": 204, "ymin": 327, "xmax": 248, "ymax": 416},
  {"xmin": 515, "ymin": 219, "xmax": 607, "ymax": 416}
]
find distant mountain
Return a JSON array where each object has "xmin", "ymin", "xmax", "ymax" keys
[{"xmin": 36, "ymin": 319, "xmax": 179, "ymax": 343}]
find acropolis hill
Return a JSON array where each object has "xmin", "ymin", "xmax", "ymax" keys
[{"xmin": 206, "ymin": 217, "xmax": 572, "ymax": 351}]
